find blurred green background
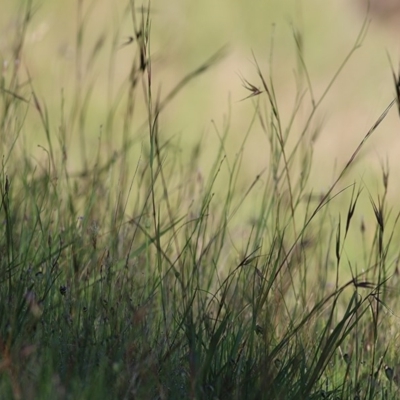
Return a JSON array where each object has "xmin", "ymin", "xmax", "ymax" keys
[{"xmin": 1, "ymin": 0, "xmax": 400, "ymax": 199}]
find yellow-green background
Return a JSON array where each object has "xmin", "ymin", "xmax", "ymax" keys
[{"xmin": 1, "ymin": 0, "xmax": 400, "ymax": 207}]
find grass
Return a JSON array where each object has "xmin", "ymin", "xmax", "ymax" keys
[{"xmin": 1, "ymin": 1, "xmax": 400, "ymax": 399}]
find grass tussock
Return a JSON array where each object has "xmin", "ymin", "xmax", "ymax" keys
[{"xmin": 1, "ymin": 2, "xmax": 400, "ymax": 400}]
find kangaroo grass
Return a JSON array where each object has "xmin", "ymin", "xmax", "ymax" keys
[{"xmin": 1, "ymin": 1, "xmax": 400, "ymax": 399}]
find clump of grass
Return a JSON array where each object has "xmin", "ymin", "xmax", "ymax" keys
[{"xmin": 0, "ymin": 2, "xmax": 400, "ymax": 400}]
